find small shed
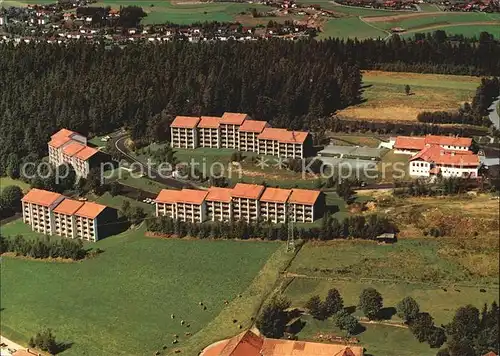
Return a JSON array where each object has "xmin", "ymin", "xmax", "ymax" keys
[{"xmin": 376, "ymin": 233, "xmax": 396, "ymax": 243}]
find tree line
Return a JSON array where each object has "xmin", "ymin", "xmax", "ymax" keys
[
  {"xmin": 0, "ymin": 234, "xmax": 90, "ymax": 260},
  {"xmin": 417, "ymin": 77, "xmax": 500, "ymax": 126},
  {"xmin": 145, "ymin": 213, "xmax": 396, "ymax": 241},
  {"xmin": 257, "ymin": 288, "xmax": 498, "ymax": 356},
  {"xmin": 2, "ymin": 35, "xmax": 499, "ymax": 172},
  {"xmin": 392, "ymin": 177, "xmax": 486, "ymax": 197}
]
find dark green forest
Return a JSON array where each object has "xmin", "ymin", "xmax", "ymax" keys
[{"xmin": 0, "ymin": 35, "xmax": 499, "ymax": 173}]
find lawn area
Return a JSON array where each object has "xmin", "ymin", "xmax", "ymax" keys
[
  {"xmin": 0, "ymin": 225, "xmax": 282, "ymax": 355},
  {"xmin": 328, "ymin": 134, "xmax": 383, "ymax": 148},
  {"xmin": 93, "ymin": 1, "xmax": 273, "ymax": 25},
  {"xmin": 363, "ymin": 11, "xmax": 500, "ymax": 31},
  {"xmin": 0, "ymin": 177, "xmax": 30, "ymax": 193},
  {"xmin": 297, "ymin": 315, "xmax": 436, "ymax": 356},
  {"xmin": 104, "ymin": 167, "xmax": 169, "ymax": 194},
  {"xmin": 92, "ymin": 192, "xmax": 155, "ymax": 213},
  {"xmin": 337, "ymin": 70, "xmax": 480, "ymax": 122},
  {"xmin": 319, "ymin": 17, "xmax": 388, "ymax": 40},
  {"xmin": 287, "ymin": 238, "xmax": 499, "ymax": 286}
]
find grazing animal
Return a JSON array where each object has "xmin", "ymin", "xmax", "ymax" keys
[
  {"xmin": 171, "ymin": 314, "xmax": 175, "ymax": 319},
  {"xmin": 180, "ymin": 320, "xmax": 185, "ymax": 325}
]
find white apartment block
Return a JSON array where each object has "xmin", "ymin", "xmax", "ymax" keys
[
  {"xmin": 288, "ymin": 189, "xmax": 321, "ymax": 223},
  {"xmin": 170, "ymin": 116, "xmax": 200, "ymax": 149},
  {"xmin": 22, "ymin": 189, "xmax": 65, "ymax": 235},
  {"xmin": 259, "ymin": 188, "xmax": 291, "ymax": 224},
  {"xmin": 155, "ymin": 189, "xmax": 208, "ymax": 223},
  {"xmin": 257, "ymin": 128, "xmax": 309, "ymax": 159},
  {"xmin": 230, "ymin": 183, "xmax": 264, "ymax": 223},
  {"xmin": 206, "ymin": 187, "xmax": 233, "ymax": 222},
  {"xmin": 22, "ymin": 189, "xmax": 111, "ymax": 241},
  {"xmin": 238, "ymin": 120, "xmax": 269, "ymax": 152},
  {"xmin": 168, "ymin": 113, "xmax": 311, "ymax": 159},
  {"xmin": 220, "ymin": 112, "xmax": 249, "ymax": 149},
  {"xmin": 155, "ymin": 185, "xmax": 323, "ymax": 224},
  {"xmin": 48, "ymin": 129, "xmax": 98, "ymax": 178},
  {"xmin": 198, "ymin": 116, "xmax": 221, "ymax": 148}
]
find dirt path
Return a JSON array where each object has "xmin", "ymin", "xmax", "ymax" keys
[{"xmin": 363, "ymin": 11, "xmax": 475, "ymax": 22}]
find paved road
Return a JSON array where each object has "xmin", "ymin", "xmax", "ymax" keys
[
  {"xmin": 488, "ymin": 97, "xmax": 500, "ymax": 130},
  {"xmin": 1, "ymin": 335, "xmax": 25, "ymax": 353},
  {"xmin": 112, "ymin": 134, "xmax": 194, "ymax": 190}
]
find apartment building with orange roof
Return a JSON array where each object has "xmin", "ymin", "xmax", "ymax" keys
[
  {"xmin": 238, "ymin": 120, "xmax": 270, "ymax": 152},
  {"xmin": 201, "ymin": 329, "xmax": 364, "ymax": 356},
  {"xmin": 22, "ymin": 188, "xmax": 65, "ymax": 235},
  {"xmin": 288, "ymin": 188, "xmax": 323, "ymax": 223},
  {"xmin": 53, "ymin": 198, "xmax": 84, "ymax": 239},
  {"xmin": 170, "ymin": 116, "xmax": 200, "ymax": 149},
  {"xmin": 231, "ymin": 183, "xmax": 265, "ymax": 223},
  {"xmin": 257, "ymin": 128, "xmax": 311, "ymax": 159},
  {"xmin": 206, "ymin": 187, "xmax": 233, "ymax": 222},
  {"xmin": 74, "ymin": 201, "xmax": 111, "ymax": 241},
  {"xmin": 259, "ymin": 187, "xmax": 292, "ymax": 223},
  {"xmin": 21, "ymin": 189, "xmax": 116, "ymax": 241},
  {"xmin": 48, "ymin": 128, "xmax": 103, "ymax": 178},
  {"xmin": 198, "ymin": 116, "xmax": 221, "ymax": 148},
  {"xmin": 220, "ymin": 112, "xmax": 250, "ymax": 149},
  {"xmin": 155, "ymin": 188, "xmax": 208, "ymax": 223}
]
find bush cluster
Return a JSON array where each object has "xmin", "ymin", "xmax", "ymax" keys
[{"xmin": 0, "ymin": 234, "xmax": 88, "ymax": 260}]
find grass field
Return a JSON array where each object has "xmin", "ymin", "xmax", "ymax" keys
[
  {"xmin": 0, "ymin": 177, "xmax": 30, "ymax": 193},
  {"xmin": 337, "ymin": 70, "xmax": 480, "ymax": 122},
  {"xmin": 363, "ymin": 11, "xmax": 500, "ymax": 31},
  {"xmin": 0, "ymin": 221, "xmax": 282, "ymax": 355},
  {"xmin": 93, "ymin": 1, "xmax": 273, "ymax": 25},
  {"xmin": 297, "ymin": 314, "xmax": 436, "ymax": 356},
  {"xmin": 319, "ymin": 17, "xmax": 388, "ymax": 40}
]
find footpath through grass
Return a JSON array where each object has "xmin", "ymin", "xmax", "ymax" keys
[
  {"xmin": 0, "ymin": 223, "xmax": 280, "ymax": 355},
  {"xmin": 0, "ymin": 177, "xmax": 30, "ymax": 193}
]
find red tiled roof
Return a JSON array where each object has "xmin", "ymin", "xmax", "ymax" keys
[
  {"xmin": 155, "ymin": 189, "xmax": 182, "ymax": 204},
  {"xmin": 171, "ymin": 116, "xmax": 200, "ymax": 128},
  {"xmin": 410, "ymin": 145, "xmax": 479, "ymax": 167},
  {"xmin": 206, "ymin": 187, "xmax": 233, "ymax": 203},
  {"xmin": 239, "ymin": 120, "xmax": 269, "ymax": 133},
  {"xmin": 75, "ymin": 201, "xmax": 106, "ymax": 219},
  {"xmin": 201, "ymin": 330, "xmax": 364, "ymax": 356},
  {"xmin": 425, "ymin": 135, "xmax": 472, "ymax": 148},
  {"xmin": 288, "ymin": 189, "xmax": 321, "ymax": 205},
  {"xmin": 177, "ymin": 189, "xmax": 208, "ymax": 205},
  {"xmin": 62, "ymin": 142, "xmax": 86, "ymax": 157},
  {"xmin": 198, "ymin": 116, "xmax": 221, "ymax": 129},
  {"xmin": 75, "ymin": 146, "xmax": 99, "ymax": 161},
  {"xmin": 260, "ymin": 187, "xmax": 292, "ymax": 203},
  {"xmin": 258, "ymin": 128, "xmax": 309, "ymax": 144},
  {"xmin": 22, "ymin": 188, "xmax": 62, "ymax": 207},
  {"xmin": 231, "ymin": 183, "xmax": 265, "ymax": 200},
  {"xmin": 394, "ymin": 136, "xmax": 426, "ymax": 151},
  {"xmin": 51, "ymin": 128, "xmax": 76, "ymax": 140},
  {"xmin": 219, "ymin": 330, "xmax": 264, "ymax": 356},
  {"xmin": 220, "ymin": 112, "xmax": 249, "ymax": 126},
  {"xmin": 394, "ymin": 135, "xmax": 472, "ymax": 151},
  {"xmin": 53, "ymin": 198, "xmax": 84, "ymax": 215},
  {"xmin": 48, "ymin": 135, "xmax": 73, "ymax": 149},
  {"xmin": 483, "ymin": 352, "xmax": 497, "ymax": 356}
]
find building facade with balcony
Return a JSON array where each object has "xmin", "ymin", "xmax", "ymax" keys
[
  {"xmin": 22, "ymin": 188, "xmax": 65, "ymax": 235},
  {"xmin": 170, "ymin": 116, "xmax": 200, "ymax": 149}
]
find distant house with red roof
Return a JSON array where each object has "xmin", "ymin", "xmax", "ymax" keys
[
  {"xmin": 393, "ymin": 134, "xmax": 472, "ymax": 155},
  {"xmin": 201, "ymin": 329, "xmax": 364, "ymax": 356},
  {"xmin": 409, "ymin": 144, "xmax": 479, "ymax": 178}
]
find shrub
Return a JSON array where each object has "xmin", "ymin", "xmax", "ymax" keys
[{"xmin": 359, "ymin": 288, "xmax": 383, "ymax": 320}]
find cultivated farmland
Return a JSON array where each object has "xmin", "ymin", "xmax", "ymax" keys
[
  {"xmin": 337, "ymin": 70, "xmax": 480, "ymax": 122},
  {"xmin": 0, "ymin": 222, "xmax": 282, "ymax": 355}
]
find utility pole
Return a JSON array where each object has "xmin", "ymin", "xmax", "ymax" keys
[{"xmin": 286, "ymin": 203, "xmax": 295, "ymax": 252}]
